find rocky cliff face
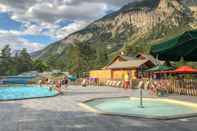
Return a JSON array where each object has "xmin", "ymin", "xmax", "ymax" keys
[{"xmin": 34, "ymin": 0, "xmax": 197, "ymax": 73}]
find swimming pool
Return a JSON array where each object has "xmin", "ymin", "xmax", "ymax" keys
[
  {"xmin": 81, "ymin": 97, "xmax": 197, "ymax": 119},
  {"xmin": 0, "ymin": 85, "xmax": 58, "ymax": 101}
]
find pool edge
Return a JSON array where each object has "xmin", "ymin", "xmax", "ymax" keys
[
  {"xmin": 0, "ymin": 92, "xmax": 61, "ymax": 102},
  {"xmin": 79, "ymin": 96, "xmax": 197, "ymax": 120}
]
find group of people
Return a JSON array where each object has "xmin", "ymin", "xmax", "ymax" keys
[{"xmin": 38, "ymin": 76, "xmax": 68, "ymax": 93}]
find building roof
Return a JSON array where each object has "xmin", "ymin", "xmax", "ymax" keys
[
  {"xmin": 136, "ymin": 53, "xmax": 165, "ymax": 65},
  {"xmin": 107, "ymin": 60, "xmax": 148, "ymax": 69},
  {"xmin": 120, "ymin": 56, "xmax": 137, "ymax": 61},
  {"xmin": 105, "ymin": 55, "xmax": 136, "ymax": 68}
]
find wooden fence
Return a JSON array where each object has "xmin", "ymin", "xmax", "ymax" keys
[
  {"xmin": 167, "ymin": 79, "xmax": 197, "ymax": 96},
  {"xmin": 144, "ymin": 79, "xmax": 197, "ymax": 96},
  {"xmin": 74, "ymin": 78, "xmax": 197, "ymax": 96}
]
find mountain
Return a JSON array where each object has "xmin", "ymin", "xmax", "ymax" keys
[
  {"xmin": 30, "ymin": 50, "xmax": 42, "ymax": 58},
  {"xmin": 34, "ymin": 0, "xmax": 197, "ymax": 74},
  {"xmin": 11, "ymin": 50, "xmax": 21, "ymax": 57}
]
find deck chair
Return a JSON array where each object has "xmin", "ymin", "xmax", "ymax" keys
[
  {"xmin": 144, "ymin": 81, "xmax": 150, "ymax": 90},
  {"xmin": 116, "ymin": 81, "xmax": 122, "ymax": 87},
  {"xmin": 137, "ymin": 81, "xmax": 144, "ymax": 89},
  {"xmin": 108, "ymin": 81, "xmax": 113, "ymax": 86},
  {"xmin": 111, "ymin": 81, "xmax": 115, "ymax": 87},
  {"xmin": 106, "ymin": 80, "xmax": 110, "ymax": 86}
]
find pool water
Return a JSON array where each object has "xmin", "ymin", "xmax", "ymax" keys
[
  {"xmin": 84, "ymin": 97, "xmax": 197, "ymax": 119},
  {"xmin": 0, "ymin": 85, "xmax": 58, "ymax": 100}
]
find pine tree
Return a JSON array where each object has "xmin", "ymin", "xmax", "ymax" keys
[
  {"xmin": 16, "ymin": 48, "xmax": 33, "ymax": 73},
  {"xmin": 0, "ymin": 45, "xmax": 12, "ymax": 75},
  {"xmin": 33, "ymin": 60, "xmax": 49, "ymax": 72}
]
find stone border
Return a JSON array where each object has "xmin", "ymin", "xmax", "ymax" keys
[
  {"xmin": 0, "ymin": 93, "xmax": 60, "ymax": 102},
  {"xmin": 79, "ymin": 96, "xmax": 197, "ymax": 120}
]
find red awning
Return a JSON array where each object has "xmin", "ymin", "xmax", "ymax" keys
[{"xmin": 156, "ymin": 66, "xmax": 197, "ymax": 74}]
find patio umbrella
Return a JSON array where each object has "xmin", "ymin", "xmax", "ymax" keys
[
  {"xmin": 145, "ymin": 65, "xmax": 175, "ymax": 72},
  {"xmin": 159, "ymin": 66, "xmax": 197, "ymax": 74},
  {"xmin": 150, "ymin": 30, "xmax": 197, "ymax": 61}
]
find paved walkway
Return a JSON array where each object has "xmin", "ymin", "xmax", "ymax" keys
[{"xmin": 1, "ymin": 85, "xmax": 197, "ymax": 131}]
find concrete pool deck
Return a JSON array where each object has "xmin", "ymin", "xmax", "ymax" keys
[{"xmin": 1, "ymin": 85, "xmax": 197, "ymax": 131}]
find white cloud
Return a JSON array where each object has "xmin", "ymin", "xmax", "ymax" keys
[
  {"xmin": 0, "ymin": 0, "xmax": 139, "ymax": 24},
  {"xmin": 0, "ymin": 0, "xmax": 109, "ymax": 24},
  {"xmin": 0, "ymin": 22, "xmax": 89, "ymax": 50},
  {"xmin": 0, "ymin": 0, "xmax": 109, "ymax": 40},
  {"xmin": 0, "ymin": 3, "xmax": 7, "ymax": 12},
  {"xmin": 51, "ymin": 21, "xmax": 89, "ymax": 39},
  {"xmin": 66, "ymin": 0, "xmax": 138, "ymax": 7},
  {"xmin": 0, "ymin": 33, "xmax": 44, "ymax": 52},
  {"xmin": 0, "ymin": 0, "xmax": 139, "ymax": 52},
  {"xmin": 0, "ymin": 30, "xmax": 44, "ymax": 52},
  {"xmin": 0, "ymin": 30, "xmax": 19, "ymax": 35}
]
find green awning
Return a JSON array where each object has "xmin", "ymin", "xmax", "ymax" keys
[
  {"xmin": 68, "ymin": 75, "xmax": 77, "ymax": 81},
  {"xmin": 145, "ymin": 65, "xmax": 175, "ymax": 72},
  {"xmin": 150, "ymin": 30, "xmax": 197, "ymax": 61}
]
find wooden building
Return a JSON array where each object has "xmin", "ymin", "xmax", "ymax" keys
[
  {"xmin": 136, "ymin": 53, "xmax": 164, "ymax": 65},
  {"xmin": 89, "ymin": 70, "xmax": 112, "ymax": 80},
  {"xmin": 89, "ymin": 55, "xmax": 155, "ymax": 80}
]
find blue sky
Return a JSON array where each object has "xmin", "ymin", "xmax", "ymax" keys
[
  {"xmin": 0, "ymin": 12, "xmax": 23, "ymax": 31},
  {"xmin": 0, "ymin": 0, "xmax": 135, "ymax": 52},
  {"xmin": 20, "ymin": 35, "xmax": 56, "ymax": 45}
]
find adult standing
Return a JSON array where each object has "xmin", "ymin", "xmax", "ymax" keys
[
  {"xmin": 123, "ymin": 73, "xmax": 130, "ymax": 89},
  {"xmin": 56, "ymin": 80, "xmax": 62, "ymax": 93},
  {"xmin": 63, "ymin": 76, "xmax": 68, "ymax": 88}
]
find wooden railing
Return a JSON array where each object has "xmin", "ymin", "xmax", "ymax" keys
[
  {"xmin": 148, "ymin": 79, "xmax": 197, "ymax": 96},
  {"xmin": 72, "ymin": 78, "xmax": 197, "ymax": 96}
]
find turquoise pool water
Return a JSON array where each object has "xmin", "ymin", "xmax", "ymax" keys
[
  {"xmin": 0, "ymin": 85, "xmax": 58, "ymax": 100},
  {"xmin": 85, "ymin": 97, "xmax": 197, "ymax": 118}
]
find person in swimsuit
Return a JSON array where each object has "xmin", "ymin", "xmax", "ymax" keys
[{"xmin": 123, "ymin": 73, "xmax": 130, "ymax": 89}]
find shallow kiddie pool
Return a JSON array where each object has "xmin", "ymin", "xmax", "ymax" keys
[
  {"xmin": 80, "ymin": 97, "xmax": 197, "ymax": 119},
  {"xmin": 0, "ymin": 85, "xmax": 58, "ymax": 101}
]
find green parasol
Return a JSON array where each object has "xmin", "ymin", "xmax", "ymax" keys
[{"xmin": 145, "ymin": 65, "xmax": 175, "ymax": 72}]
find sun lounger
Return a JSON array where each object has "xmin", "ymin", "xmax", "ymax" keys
[
  {"xmin": 137, "ymin": 81, "xmax": 144, "ymax": 89},
  {"xmin": 106, "ymin": 80, "xmax": 110, "ymax": 86},
  {"xmin": 112, "ymin": 81, "xmax": 117, "ymax": 87},
  {"xmin": 116, "ymin": 81, "xmax": 122, "ymax": 87},
  {"xmin": 108, "ymin": 81, "xmax": 112, "ymax": 86}
]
